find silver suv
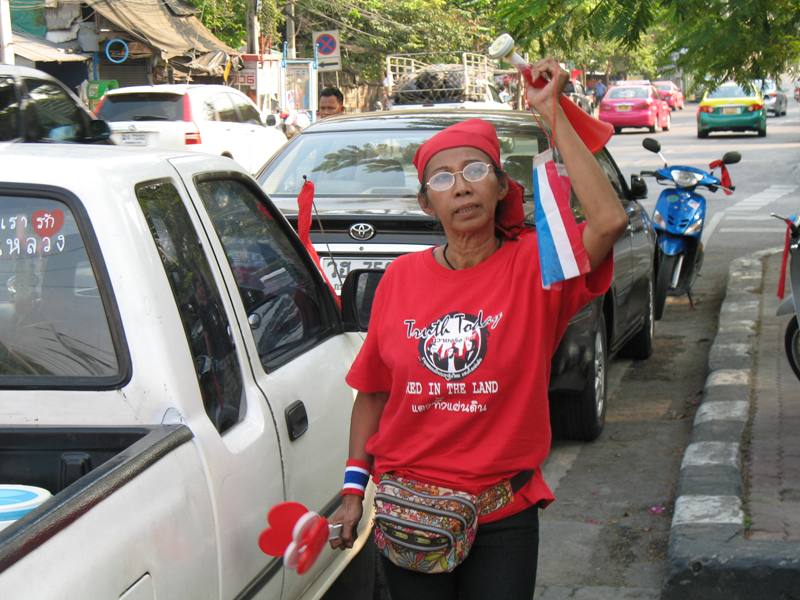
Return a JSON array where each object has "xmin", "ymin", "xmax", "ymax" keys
[{"xmin": 96, "ymin": 84, "xmax": 287, "ymax": 174}]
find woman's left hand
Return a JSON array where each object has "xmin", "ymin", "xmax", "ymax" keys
[{"xmin": 525, "ymin": 57, "xmax": 569, "ymax": 123}]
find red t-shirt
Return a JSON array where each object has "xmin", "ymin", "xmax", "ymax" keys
[{"xmin": 346, "ymin": 228, "xmax": 613, "ymax": 523}]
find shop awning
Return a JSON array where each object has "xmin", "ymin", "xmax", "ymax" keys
[
  {"xmin": 83, "ymin": 0, "xmax": 238, "ymax": 75},
  {"xmin": 13, "ymin": 29, "xmax": 90, "ymax": 63}
]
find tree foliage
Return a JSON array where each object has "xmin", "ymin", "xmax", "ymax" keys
[
  {"xmin": 191, "ymin": 0, "xmax": 800, "ymax": 86},
  {"xmin": 668, "ymin": 0, "xmax": 800, "ymax": 85},
  {"xmin": 495, "ymin": 0, "xmax": 800, "ymax": 85},
  {"xmin": 186, "ymin": 0, "xmax": 249, "ymax": 49},
  {"xmin": 280, "ymin": 0, "xmax": 501, "ymax": 81}
]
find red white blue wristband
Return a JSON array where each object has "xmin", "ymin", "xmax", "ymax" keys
[{"xmin": 342, "ymin": 459, "xmax": 370, "ymax": 497}]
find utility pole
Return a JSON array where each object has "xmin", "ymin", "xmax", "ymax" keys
[
  {"xmin": 0, "ymin": 0, "xmax": 14, "ymax": 65},
  {"xmin": 285, "ymin": 0, "xmax": 296, "ymax": 59},
  {"xmin": 247, "ymin": 0, "xmax": 261, "ymax": 54}
]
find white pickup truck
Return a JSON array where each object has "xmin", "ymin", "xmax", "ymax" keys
[{"xmin": 0, "ymin": 145, "xmax": 378, "ymax": 599}]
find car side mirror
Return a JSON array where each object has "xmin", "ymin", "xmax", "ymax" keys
[
  {"xmin": 265, "ymin": 114, "xmax": 277, "ymax": 127},
  {"xmin": 86, "ymin": 119, "xmax": 112, "ymax": 142},
  {"xmin": 722, "ymin": 151, "xmax": 741, "ymax": 165},
  {"xmin": 340, "ymin": 269, "xmax": 384, "ymax": 332},
  {"xmin": 629, "ymin": 174, "xmax": 648, "ymax": 200}
]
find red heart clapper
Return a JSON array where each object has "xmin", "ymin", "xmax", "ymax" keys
[{"xmin": 258, "ymin": 501, "xmax": 342, "ymax": 575}]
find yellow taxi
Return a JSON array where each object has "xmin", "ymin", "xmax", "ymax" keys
[{"xmin": 697, "ymin": 81, "xmax": 766, "ymax": 138}]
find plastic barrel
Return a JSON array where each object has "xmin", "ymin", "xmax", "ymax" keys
[{"xmin": 0, "ymin": 484, "xmax": 52, "ymax": 532}]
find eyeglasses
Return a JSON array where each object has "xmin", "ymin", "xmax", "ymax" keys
[{"xmin": 425, "ymin": 162, "xmax": 494, "ymax": 192}]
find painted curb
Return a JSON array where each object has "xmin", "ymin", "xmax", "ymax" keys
[{"xmin": 662, "ymin": 247, "xmax": 800, "ymax": 599}]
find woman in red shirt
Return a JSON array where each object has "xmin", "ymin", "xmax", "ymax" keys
[{"xmin": 331, "ymin": 58, "xmax": 628, "ymax": 599}]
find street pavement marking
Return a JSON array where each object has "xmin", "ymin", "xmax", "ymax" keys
[
  {"xmin": 726, "ymin": 185, "xmax": 798, "ymax": 213},
  {"xmin": 701, "ymin": 210, "xmax": 725, "ymax": 245},
  {"xmin": 681, "ymin": 441, "xmax": 740, "ymax": 468},
  {"xmin": 672, "ymin": 495, "xmax": 743, "ymax": 526},
  {"xmin": 724, "ymin": 215, "xmax": 775, "ymax": 220},
  {"xmin": 719, "ymin": 227, "xmax": 785, "ymax": 233},
  {"xmin": 706, "ymin": 185, "xmax": 797, "ymax": 244}
]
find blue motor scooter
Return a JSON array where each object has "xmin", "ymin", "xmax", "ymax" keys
[{"xmin": 640, "ymin": 138, "xmax": 741, "ymax": 319}]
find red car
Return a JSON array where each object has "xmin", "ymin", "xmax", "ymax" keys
[
  {"xmin": 653, "ymin": 80, "xmax": 685, "ymax": 110},
  {"xmin": 599, "ymin": 84, "xmax": 671, "ymax": 134}
]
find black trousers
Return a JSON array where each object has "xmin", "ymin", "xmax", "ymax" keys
[{"xmin": 379, "ymin": 504, "xmax": 540, "ymax": 600}]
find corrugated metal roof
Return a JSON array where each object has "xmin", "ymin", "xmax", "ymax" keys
[{"xmin": 13, "ymin": 30, "xmax": 90, "ymax": 63}]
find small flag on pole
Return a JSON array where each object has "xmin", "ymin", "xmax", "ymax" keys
[
  {"xmin": 296, "ymin": 178, "xmax": 340, "ymax": 305},
  {"xmin": 532, "ymin": 150, "xmax": 590, "ymax": 288}
]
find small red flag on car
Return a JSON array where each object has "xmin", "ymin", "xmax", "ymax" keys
[{"xmin": 296, "ymin": 178, "xmax": 340, "ymax": 305}]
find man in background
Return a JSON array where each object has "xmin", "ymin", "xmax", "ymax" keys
[
  {"xmin": 319, "ymin": 87, "xmax": 345, "ymax": 118},
  {"xmin": 593, "ymin": 80, "xmax": 607, "ymax": 106}
]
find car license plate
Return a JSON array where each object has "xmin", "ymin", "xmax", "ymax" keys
[
  {"xmin": 722, "ymin": 107, "xmax": 741, "ymax": 115},
  {"xmin": 120, "ymin": 132, "xmax": 148, "ymax": 146},
  {"xmin": 616, "ymin": 105, "xmax": 632, "ymax": 112},
  {"xmin": 322, "ymin": 257, "xmax": 393, "ymax": 293}
]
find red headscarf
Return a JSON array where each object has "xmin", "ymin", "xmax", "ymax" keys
[{"xmin": 412, "ymin": 118, "xmax": 526, "ymax": 239}]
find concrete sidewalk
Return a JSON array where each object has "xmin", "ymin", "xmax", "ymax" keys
[{"xmin": 662, "ymin": 250, "xmax": 800, "ymax": 599}]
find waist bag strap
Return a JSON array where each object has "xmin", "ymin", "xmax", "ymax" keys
[{"xmin": 477, "ymin": 469, "xmax": 536, "ymax": 516}]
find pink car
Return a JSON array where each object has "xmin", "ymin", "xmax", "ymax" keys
[
  {"xmin": 653, "ymin": 80, "xmax": 685, "ymax": 110},
  {"xmin": 599, "ymin": 84, "xmax": 671, "ymax": 134}
]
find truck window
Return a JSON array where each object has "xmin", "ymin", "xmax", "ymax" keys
[
  {"xmin": 136, "ymin": 180, "xmax": 244, "ymax": 433},
  {"xmin": 22, "ymin": 78, "xmax": 86, "ymax": 142},
  {"xmin": 194, "ymin": 178, "xmax": 339, "ymax": 372},
  {"xmin": 0, "ymin": 76, "xmax": 19, "ymax": 141},
  {"xmin": 0, "ymin": 196, "xmax": 120, "ymax": 382}
]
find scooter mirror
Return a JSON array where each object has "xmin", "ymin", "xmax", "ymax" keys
[
  {"xmin": 722, "ymin": 151, "xmax": 741, "ymax": 165},
  {"xmin": 642, "ymin": 138, "xmax": 661, "ymax": 154}
]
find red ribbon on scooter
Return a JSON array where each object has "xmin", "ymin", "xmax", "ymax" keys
[{"xmin": 708, "ymin": 159, "xmax": 733, "ymax": 195}]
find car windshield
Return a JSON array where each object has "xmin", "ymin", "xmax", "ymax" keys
[
  {"xmin": 97, "ymin": 93, "xmax": 184, "ymax": 121},
  {"xmin": 655, "ymin": 84, "xmax": 672, "ymax": 91},
  {"xmin": 707, "ymin": 84, "xmax": 751, "ymax": 99},
  {"xmin": 607, "ymin": 86, "xmax": 649, "ymax": 99},
  {"xmin": 259, "ymin": 124, "xmax": 547, "ymax": 198}
]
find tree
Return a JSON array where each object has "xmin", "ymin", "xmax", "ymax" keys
[
  {"xmin": 667, "ymin": 0, "xmax": 800, "ymax": 86},
  {"xmin": 289, "ymin": 0, "xmax": 501, "ymax": 82},
  {"xmin": 495, "ymin": 0, "xmax": 800, "ymax": 86},
  {"xmin": 186, "ymin": 0, "xmax": 249, "ymax": 49}
]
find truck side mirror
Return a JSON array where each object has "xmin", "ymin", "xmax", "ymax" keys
[
  {"xmin": 629, "ymin": 174, "xmax": 648, "ymax": 200},
  {"xmin": 265, "ymin": 114, "xmax": 277, "ymax": 127},
  {"xmin": 340, "ymin": 269, "xmax": 384, "ymax": 331},
  {"xmin": 86, "ymin": 119, "xmax": 112, "ymax": 142}
]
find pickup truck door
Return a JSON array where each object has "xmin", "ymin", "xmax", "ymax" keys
[
  {"xmin": 170, "ymin": 160, "xmax": 364, "ymax": 599},
  {"xmin": 135, "ymin": 176, "xmax": 285, "ymax": 600}
]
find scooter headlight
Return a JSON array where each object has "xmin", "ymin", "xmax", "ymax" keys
[
  {"xmin": 685, "ymin": 218, "xmax": 704, "ymax": 235},
  {"xmin": 671, "ymin": 169, "xmax": 703, "ymax": 188},
  {"xmin": 653, "ymin": 210, "xmax": 665, "ymax": 228}
]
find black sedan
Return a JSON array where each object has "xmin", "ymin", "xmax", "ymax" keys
[{"xmin": 257, "ymin": 109, "xmax": 655, "ymax": 441}]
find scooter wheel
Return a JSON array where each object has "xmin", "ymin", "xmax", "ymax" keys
[{"xmin": 785, "ymin": 316, "xmax": 800, "ymax": 381}]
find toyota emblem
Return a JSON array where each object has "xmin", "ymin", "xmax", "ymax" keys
[{"xmin": 349, "ymin": 223, "xmax": 375, "ymax": 241}]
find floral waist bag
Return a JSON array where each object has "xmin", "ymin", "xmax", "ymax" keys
[{"xmin": 373, "ymin": 470, "xmax": 534, "ymax": 574}]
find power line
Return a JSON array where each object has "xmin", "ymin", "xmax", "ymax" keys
[{"xmin": 295, "ymin": 0, "xmax": 382, "ymax": 40}]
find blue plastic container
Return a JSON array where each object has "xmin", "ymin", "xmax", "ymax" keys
[{"xmin": 0, "ymin": 484, "xmax": 52, "ymax": 531}]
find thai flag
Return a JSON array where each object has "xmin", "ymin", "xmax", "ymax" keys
[{"xmin": 532, "ymin": 157, "xmax": 590, "ymax": 288}]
